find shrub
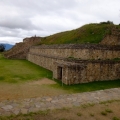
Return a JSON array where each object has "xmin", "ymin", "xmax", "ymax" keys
[{"xmin": 0, "ymin": 44, "xmax": 5, "ymax": 52}]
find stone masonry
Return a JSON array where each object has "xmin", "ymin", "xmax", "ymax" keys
[
  {"xmin": 27, "ymin": 44, "xmax": 120, "ymax": 85},
  {"xmin": 4, "ymin": 36, "xmax": 41, "ymax": 59},
  {"xmin": 100, "ymin": 27, "xmax": 120, "ymax": 45},
  {"xmin": 4, "ymin": 27, "xmax": 120, "ymax": 85}
]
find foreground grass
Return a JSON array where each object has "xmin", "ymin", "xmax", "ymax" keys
[
  {"xmin": 0, "ymin": 54, "xmax": 52, "ymax": 83},
  {"xmin": 52, "ymin": 79, "xmax": 120, "ymax": 93},
  {"xmin": 0, "ymin": 100, "xmax": 120, "ymax": 120}
]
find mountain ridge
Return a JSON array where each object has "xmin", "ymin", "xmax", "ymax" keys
[{"xmin": 0, "ymin": 43, "xmax": 14, "ymax": 50}]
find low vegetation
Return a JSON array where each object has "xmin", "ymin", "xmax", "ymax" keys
[
  {"xmin": 41, "ymin": 22, "xmax": 120, "ymax": 45},
  {"xmin": 52, "ymin": 79, "xmax": 120, "ymax": 93}
]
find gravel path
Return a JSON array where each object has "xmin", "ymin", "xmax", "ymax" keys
[{"xmin": 0, "ymin": 88, "xmax": 120, "ymax": 116}]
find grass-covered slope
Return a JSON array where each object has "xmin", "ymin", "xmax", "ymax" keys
[{"xmin": 41, "ymin": 22, "xmax": 119, "ymax": 44}]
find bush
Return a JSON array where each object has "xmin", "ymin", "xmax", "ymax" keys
[
  {"xmin": 100, "ymin": 21, "xmax": 114, "ymax": 25},
  {"xmin": 0, "ymin": 44, "xmax": 5, "ymax": 52}
]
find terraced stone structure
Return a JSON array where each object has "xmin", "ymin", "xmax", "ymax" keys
[
  {"xmin": 4, "ymin": 36, "xmax": 41, "ymax": 59},
  {"xmin": 27, "ymin": 44, "xmax": 120, "ymax": 85},
  {"xmin": 4, "ymin": 26, "xmax": 120, "ymax": 85}
]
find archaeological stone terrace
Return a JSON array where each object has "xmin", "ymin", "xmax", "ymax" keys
[
  {"xmin": 4, "ymin": 27, "xmax": 120, "ymax": 85},
  {"xmin": 27, "ymin": 44, "xmax": 120, "ymax": 85}
]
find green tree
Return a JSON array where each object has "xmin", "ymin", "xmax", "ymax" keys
[{"xmin": 0, "ymin": 44, "xmax": 5, "ymax": 52}]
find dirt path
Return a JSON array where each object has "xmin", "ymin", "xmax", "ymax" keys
[
  {"xmin": 0, "ymin": 78, "xmax": 68, "ymax": 101},
  {"xmin": 28, "ymin": 78, "xmax": 56, "ymax": 85}
]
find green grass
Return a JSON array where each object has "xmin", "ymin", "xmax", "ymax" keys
[
  {"xmin": 41, "ymin": 23, "xmax": 119, "ymax": 45},
  {"xmin": 113, "ymin": 58, "xmax": 120, "ymax": 61},
  {"xmin": 101, "ymin": 111, "xmax": 107, "ymax": 116},
  {"xmin": 113, "ymin": 117, "xmax": 120, "ymax": 120},
  {"xmin": 105, "ymin": 109, "xmax": 113, "ymax": 113},
  {"xmin": 77, "ymin": 112, "xmax": 82, "ymax": 116},
  {"xmin": 51, "ymin": 79, "xmax": 120, "ymax": 93},
  {"xmin": 101, "ymin": 109, "xmax": 113, "ymax": 116},
  {"xmin": 0, "ymin": 54, "xmax": 52, "ymax": 83}
]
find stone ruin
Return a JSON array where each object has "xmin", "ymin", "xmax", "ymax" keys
[
  {"xmin": 100, "ymin": 27, "xmax": 120, "ymax": 45},
  {"xmin": 4, "ymin": 27, "xmax": 120, "ymax": 85},
  {"xmin": 27, "ymin": 44, "xmax": 120, "ymax": 85},
  {"xmin": 4, "ymin": 36, "xmax": 41, "ymax": 59}
]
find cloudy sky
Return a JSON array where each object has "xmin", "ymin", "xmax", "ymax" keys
[{"xmin": 0, "ymin": 0, "xmax": 120, "ymax": 44}]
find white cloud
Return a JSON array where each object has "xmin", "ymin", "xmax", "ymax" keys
[{"xmin": 0, "ymin": 0, "xmax": 120, "ymax": 44}]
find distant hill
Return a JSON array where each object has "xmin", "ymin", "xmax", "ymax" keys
[
  {"xmin": 41, "ymin": 22, "xmax": 120, "ymax": 44},
  {"xmin": 3, "ymin": 44, "xmax": 14, "ymax": 50}
]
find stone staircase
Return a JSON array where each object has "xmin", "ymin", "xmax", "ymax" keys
[{"xmin": 4, "ymin": 36, "xmax": 41, "ymax": 59}]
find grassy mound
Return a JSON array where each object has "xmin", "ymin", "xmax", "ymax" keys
[{"xmin": 41, "ymin": 22, "xmax": 119, "ymax": 44}]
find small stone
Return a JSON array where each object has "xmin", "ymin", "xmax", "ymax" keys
[
  {"xmin": 12, "ymin": 103, "xmax": 19, "ymax": 107},
  {"xmin": 72, "ymin": 98, "xmax": 77, "ymax": 102},
  {"xmin": 51, "ymin": 100, "xmax": 57, "ymax": 103},
  {"xmin": 95, "ymin": 97, "xmax": 99, "ymax": 100},
  {"xmin": 35, "ymin": 104, "xmax": 41, "ymax": 108},
  {"xmin": 21, "ymin": 108, "xmax": 28, "ymax": 114},
  {"xmin": 46, "ymin": 98, "xmax": 52, "ymax": 102},
  {"xmin": 2, "ymin": 105, "xmax": 13, "ymax": 111},
  {"xmin": 67, "ymin": 98, "xmax": 72, "ymax": 101},
  {"xmin": 73, "ymin": 102, "xmax": 80, "ymax": 107},
  {"xmin": 13, "ymin": 110, "xmax": 20, "ymax": 115}
]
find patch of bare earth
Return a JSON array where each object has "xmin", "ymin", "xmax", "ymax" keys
[
  {"xmin": 28, "ymin": 78, "xmax": 56, "ymax": 85},
  {"xmin": 0, "ymin": 78, "xmax": 68, "ymax": 101},
  {"xmin": 47, "ymin": 101, "xmax": 120, "ymax": 120}
]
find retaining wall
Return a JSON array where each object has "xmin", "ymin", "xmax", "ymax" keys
[
  {"xmin": 29, "ymin": 44, "xmax": 120, "ymax": 60},
  {"xmin": 27, "ymin": 53, "xmax": 63, "ymax": 71},
  {"xmin": 54, "ymin": 61, "xmax": 120, "ymax": 85},
  {"xmin": 27, "ymin": 44, "xmax": 120, "ymax": 85}
]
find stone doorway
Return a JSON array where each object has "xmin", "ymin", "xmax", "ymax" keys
[{"xmin": 57, "ymin": 66, "xmax": 63, "ymax": 80}]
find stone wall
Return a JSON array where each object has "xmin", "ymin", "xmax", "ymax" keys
[
  {"xmin": 27, "ymin": 44, "xmax": 120, "ymax": 85},
  {"xmin": 29, "ymin": 44, "xmax": 120, "ymax": 60},
  {"xmin": 27, "ymin": 53, "xmax": 63, "ymax": 71},
  {"xmin": 4, "ymin": 37, "xmax": 41, "ymax": 59},
  {"xmin": 54, "ymin": 61, "xmax": 120, "ymax": 85},
  {"xmin": 28, "ymin": 52, "xmax": 120, "ymax": 85},
  {"xmin": 100, "ymin": 27, "xmax": 120, "ymax": 45}
]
